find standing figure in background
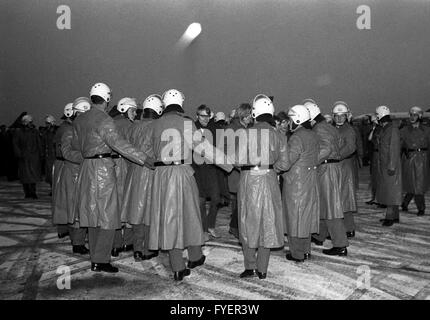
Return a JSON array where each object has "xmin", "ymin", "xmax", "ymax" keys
[
  {"xmin": 366, "ymin": 114, "xmax": 381, "ymax": 205},
  {"xmin": 277, "ymin": 104, "xmax": 320, "ymax": 262},
  {"xmin": 400, "ymin": 106, "xmax": 430, "ymax": 216},
  {"xmin": 237, "ymin": 94, "xmax": 286, "ymax": 278},
  {"xmin": 332, "ymin": 101, "xmax": 357, "ymax": 238},
  {"xmin": 42, "ymin": 115, "xmax": 58, "ymax": 193},
  {"xmin": 375, "ymin": 106, "xmax": 402, "ymax": 226},
  {"xmin": 226, "ymin": 103, "xmax": 253, "ymax": 239},
  {"xmin": 13, "ymin": 114, "xmax": 42, "ymax": 199},
  {"xmin": 305, "ymin": 101, "xmax": 349, "ymax": 256},
  {"xmin": 121, "ymin": 94, "xmax": 163, "ymax": 261},
  {"xmin": 111, "ymin": 97, "xmax": 138, "ymax": 257}
]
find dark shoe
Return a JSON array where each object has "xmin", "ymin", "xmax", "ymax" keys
[
  {"xmin": 417, "ymin": 210, "xmax": 425, "ymax": 216},
  {"xmin": 378, "ymin": 204, "xmax": 387, "ymax": 208},
  {"xmin": 401, "ymin": 205, "xmax": 408, "ymax": 212},
  {"xmin": 286, "ymin": 253, "xmax": 304, "ymax": 262},
  {"xmin": 229, "ymin": 227, "xmax": 239, "ymax": 239},
  {"xmin": 91, "ymin": 263, "xmax": 119, "ymax": 273},
  {"xmin": 304, "ymin": 253, "xmax": 311, "ymax": 260},
  {"xmin": 365, "ymin": 200, "xmax": 375, "ymax": 205},
  {"xmin": 257, "ymin": 271, "xmax": 267, "ymax": 279},
  {"xmin": 322, "ymin": 247, "xmax": 348, "ymax": 256},
  {"xmin": 123, "ymin": 244, "xmax": 134, "ymax": 252},
  {"xmin": 58, "ymin": 231, "xmax": 70, "ymax": 239},
  {"xmin": 143, "ymin": 251, "xmax": 159, "ymax": 260},
  {"xmin": 173, "ymin": 268, "xmax": 191, "ymax": 281},
  {"xmin": 240, "ymin": 269, "xmax": 257, "ymax": 278},
  {"xmin": 326, "ymin": 235, "xmax": 332, "ymax": 240},
  {"xmin": 311, "ymin": 237, "xmax": 323, "ymax": 246},
  {"xmin": 382, "ymin": 219, "xmax": 394, "ymax": 227},
  {"xmin": 73, "ymin": 245, "xmax": 89, "ymax": 255},
  {"xmin": 187, "ymin": 255, "xmax": 206, "ymax": 269},
  {"xmin": 133, "ymin": 251, "xmax": 144, "ymax": 261},
  {"xmin": 346, "ymin": 231, "xmax": 355, "ymax": 238},
  {"xmin": 111, "ymin": 247, "xmax": 123, "ymax": 257}
]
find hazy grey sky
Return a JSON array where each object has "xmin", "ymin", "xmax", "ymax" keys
[{"xmin": 1, "ymin": 0, "xmax": 430, "ymax": 126}]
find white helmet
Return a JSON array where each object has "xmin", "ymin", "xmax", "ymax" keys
[
  {"xmin": 375, "ymin": 105, "xmax": 390, "ymax": 120},
  {"xmin": 332, "ymin": 101, "xmax": 349, "ymax": 115},
  {"xmin": 22, "ymin": 114, "xmax": 33, "ymax": 124},
  {"xmin": 73, "ymin": 97, "xmax": 91, "ymax": 113},
  {"xmin": 303, "ymin": 102, "xmax": 320, "ymax": 121},
  {"xmin": 252, "ymin": 94, "xmax": 274, "ymax": 118},
  {"xmin": 162, "ymin": 89, "xmax": 184, "ymax": 108},
  {"xmin": 215, "ymin": 112, "xmax": 226, "ymax": 122},
  {"xmin": 288, "ymin": 105, "xmax": 310, "ymax": 125},
  {"xmin": 409, "ymin": 106, "xmax": 423, "ymax": 118},
  {"xmin": 45, "ymin": 115, "xmax": 55, "ymax": 125},
  {"xmin": 143, "ymin": 94, "xmax": 164, "ymax": 115},
  {"xmin": 302, "ymin": 98, "xmax": 316, "ymax": 105},
  {"xmin": 64, "ymin": 103, "xmax": 74, "ymax": 118},
  {"xmin": 90, "ymin": 82, "xmax": 111, "ymax": 102},
  {"xmin": 117, "ymin": 97, "xmax": 137, "ymax": 113}
]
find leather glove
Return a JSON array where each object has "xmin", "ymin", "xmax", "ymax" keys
[{"xmin": 387, "ymin": 169, "xmax": 395, "ymax": 176}]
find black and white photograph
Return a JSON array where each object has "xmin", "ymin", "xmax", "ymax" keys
[{"xmin": 0, "ymin": 0, "xmax": 429, "ymax": 307}]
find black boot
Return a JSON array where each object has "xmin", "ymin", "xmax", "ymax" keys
[
  {"xmin": 346, "ymin": 231, "xmax": 355, "ymax": 238},
  {"xmin": 257, "ymin": 271, "xmax": 267, "ymax": 279},
  {"xmin": 123, "ymin": 244, "xmax": 134, "ymax": 252},
  {"xmin": 304, "ymin": 253, "xmax": 311, "ymax": 260},
  {"xmin": 73, "ymin": 245, "xmax": 89, "ymax": 254},
  {"xmin": 173, "ymin": 268, "xmax": 191, "ymax": 281},
  {"xmin": 311, "ymin": 236, "xmax": 323, "ymax": 246},
  {"xmin": 111, "ymin": 247, "xmax": 123, "ymax": 257},
  {"xmin": 322, "ymin": 247, "xmax": 347, "ymax": 256},
  {"xmin": 286, "ymin": 253, "xmax": 304, "ymax": 262},
  {"xmin": 382, "ymin": 219, "xmax": 394, "ymax": 227},
  {"xmin": 417, "ymin": 210, "xmax": 425, "ymax": 216},
  {"xmin": 187, "ymin": 255, "xmax": 206, "ymax": 269},
  {"xmin": 239, "ymin": 269, "xmax": 256, "ymax": 278},
  {"xmin": 91, "ymin": 263, "xmax": 119, "ymax": 273},
  {"xmin": 143, "ymin": 251, "xmax": 159, "ymax": 260}
]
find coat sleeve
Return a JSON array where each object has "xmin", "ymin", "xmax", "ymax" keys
[
  {"xmin": 388, "ymin": 127, "xmax": 401, "ymax": 172},
  {"xmin": 61, "ymin": 128, "xmax": 83, "ymax": 164},
  {"xmin": 276, "ymin": 134, "xmax": 302, "ymax": 172},
  {"xmin": 191, "ymin": 120, "xmax": 233, "ymax": 172},
  {"xmin": 339, "ymin": 128, "xmax": 356, "ymax": 159},
  {"xmin": 274, "ymin": 132, "xmax": 289, "ymax": 172},
  {"xmin": 98, "ymin": 118, "xmax": 148, "ymax": 166},
  {"xmin": 315, "ymin": 126, "xmax": 332, "ymax": 163},
  {"xmin": 354, "ymin": 127, "xmax": 364, "ymax": 158}
]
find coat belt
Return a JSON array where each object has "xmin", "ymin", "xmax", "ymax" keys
[
  {"xmin": 407, "ymin": 148, "xmax": 428, "ymax": 152},
  {"xmin": 321, "ymin": 159, "xmax": 340, "ymax": 164},
  {"xmin": 154, "ymin": 160, "xmax": 186, "ymax": 167},
  {"xmin": 84, "ymin": 153, "xmax": 112, "ymax": 159},
  {"xmin": 241, "ymin": 164, "xmax": 274, "ymax": 171}
]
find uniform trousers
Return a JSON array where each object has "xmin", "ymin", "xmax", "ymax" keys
[
  {"xmin": 113, "ymin": 226, "xmax": 133, "ymax": 248},
  {"xmin": 229, "ymin": 193, "xmax": 238, "ymax": 230},
  {"xmin": 131, "ymin": 224, "xmax": 153, "ymax": 255},
  {"xmin": 168, "ymin": 246, "xmax": 203, "ymax": 272},
  {"xmin": 343, "ymin": 211, "xmax": 356, "ymax": 232},
  {"xmin": 402, "ymin": 193, "xmax": 425, "ymax": 211},
  {"xmin": 385, "ymin": 205, "xmax": 400, "ymax": 220},
  {"xmin": 313, "ymin": 218, "xmax": 349, "ymax": 247},
  {"xmin": 242, "ymin": 244, "xmax": 270, "ymax": 273},
  {"xmin": 88, "ymin": 227, "xmax": 115, "ymax": 263},
  {"xmin": 69, "ymin": 226, "xmax": 87, "ymax": 246},
  {"xmin": 288, "ymin": 235, "xmax": 311, "ymax": 260}
]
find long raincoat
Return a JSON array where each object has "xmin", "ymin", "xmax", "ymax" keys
[
  {"xmin": 237, "ymin": 121, "xmax": 286, "ymax": 248},
  {"xmin": 336, "ymin": 122, "xmax": 358, "ymax": 212},
  {"xmin": 375, "ymin": 121, "xmax": 402, "ymax": 205},
  {"xmin": 12, "ymin": 125, "xmax": 42, "ymax": 184},
  {"xmin": 148, "ymin": 110, "xmax": 233, "ymax": 251},
  {"xmin": 121, "ymin": 119, "xmax": 154, "ymax": 225},
  {"xmin": 313, "ymin": 120, "xmax": 344, "ymax": 220},
  {"xmin": 370, "ymin": 125, "xmax": 382, "ymax": 196},
  {"xmin": 52, "ymin": 120, "xmax": 81, "ymax": 225},
  {"xmin": 42, "ymin": 125, "xmax": 57, "ymax": 185},
  {"xmin": 71, "ymin": 107, "xmax": 149, "ymax": 230},
  {"xmin": 276, "ymin": 126, "xmax": 320, "ymax": 238},
  {"xmin": 400, "ymin": 124, "xmax": 430, "ymax": 194}
]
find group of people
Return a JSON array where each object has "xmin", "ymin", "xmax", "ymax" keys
[{"xmin": 8, "ymin": 80, "xmax": 429, "ymax": 281}]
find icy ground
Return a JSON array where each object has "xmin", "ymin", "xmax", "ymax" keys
[{"xmin": 0, "ymin": 168, "xmax": 429, "ymax": 300}]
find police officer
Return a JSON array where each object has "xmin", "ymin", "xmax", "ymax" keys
[
  {"xmin": 332, "ymin": 102, "xmax": 357, "ymax": 238},
  {"xmin": 305, "ymin": 101, "xmax": 349, "ymax": 256},
  {"xmin": 111, "ymin": 97, "xmax": 138, "ymax": 256},
  {"xmin": 277, "ymin": 104, "xmax": 320, "ymax": 261},
  {"xmin": 148, "ymin": 89, "xmax": 232, "ymax": 281},
  {"xmin": 58, "ymin": 98, "xmax": 92, "ymax": 253},
  {"xmin": 71, "ymin": 83, "xmax": 153, "ymax": 273},
  {"xmin": 400, "ymin": 106, "xmax": 430, "ymax": 216},
  {"xmin": 237, "ymin": 94, "xmax": 286, "ymax": 278},
  {"xmin": 121, "ymin": 94, "xmax": 163, "ymax": 261},
  {"xmin": 366, "ymin": 114, "xmax": 381, "ymax": 205},
  {"xmin": 375, "ymin": 106, "xmax": 402, "ymax": 226},
  {"xmin": 42, "ymin": 115, "xmax": 57, "ymax": 192}
]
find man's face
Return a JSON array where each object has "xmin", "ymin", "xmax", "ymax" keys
[
  {"xmin": 409, "ymin": 113, "xmax": 419, "ymax": 124},
  {"xmin": 280, "ymin": 119, "xmax": 289, "ymax": 132},
  {"xmin": 241, "ymin": 114, "xmax": 253, "ymax": 127},
  {"xmin": 334, "ymin": 113, "xmax": 347, "ymax": 126},
  {"xmin": 127, "ymin": 108, "xmax": 137, "ymax": 121},
  {"xmin": 197, "ymin": 110, "xmax": 211, "ymax": 127}
]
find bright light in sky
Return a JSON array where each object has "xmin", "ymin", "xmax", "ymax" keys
[{"xmin": 175, "ymin": 22, "xmax": 202, "ymax": 50}]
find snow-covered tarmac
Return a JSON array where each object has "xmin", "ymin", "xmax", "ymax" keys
[{"xmin": 0, "ymin": 168, "xmax": 429, "ymax": 300}]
